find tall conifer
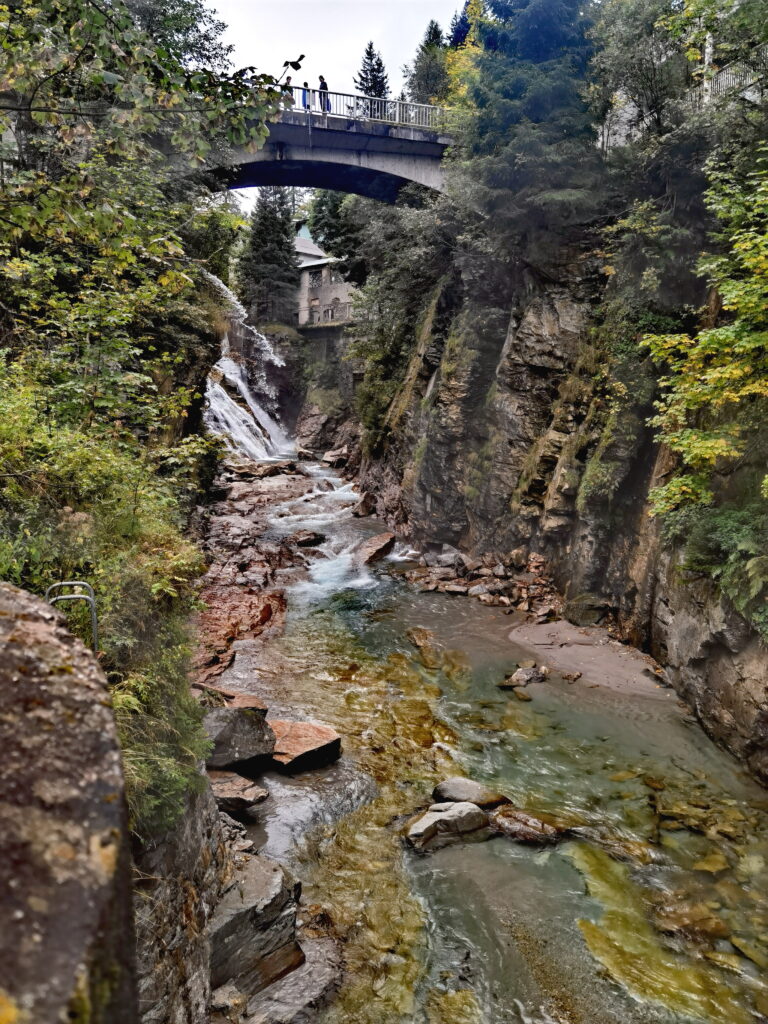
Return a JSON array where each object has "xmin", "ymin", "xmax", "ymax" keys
[
  {"xmin": 354, "ymin": 41, "xmax": 390, "ymax": 97},
  {"xmin": 236, "ymin": 187, "xmax": 298, "ymax": 324}
]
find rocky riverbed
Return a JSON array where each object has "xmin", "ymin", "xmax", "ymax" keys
[{"xmin": 180, "ymin": 449, "xmax": 768, "ymax": 1024}]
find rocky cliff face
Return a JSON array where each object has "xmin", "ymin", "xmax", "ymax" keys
[
  {"xmin": 289, "ymin": 265, "xmax": 767, "ymax": 784},
  {"xmin": 0, "ymin": 583, "xmax": 137, "ymax": 1024}
]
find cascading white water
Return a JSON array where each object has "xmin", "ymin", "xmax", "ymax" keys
[{"xmin": 202, "ymin": 274, "xmax": 295, "ymax": 462}]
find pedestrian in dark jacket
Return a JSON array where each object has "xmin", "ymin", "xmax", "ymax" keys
[{"xmin": 319, "ymin": 75, "xmax": 330, "ymax": 112}]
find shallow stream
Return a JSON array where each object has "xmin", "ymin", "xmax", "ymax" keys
[{"xmin": 238, "ymin": 464, "xmax": 768, "ymax": 1024}]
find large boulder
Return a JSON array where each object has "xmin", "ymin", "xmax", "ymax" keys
[
  {"xmin": 204, "ymin": 695, "xmax": 276, "ymax": 768},
  {"xmin": 432, "ymin": 777, "xmax": 510, "ymax": 809},
  {"xmin": 208, "ymin": 855, "xmax": 304, "ymax": 994},
  {"xmin": 406, "ymin": 802, "xmax": 488, "ymax": 850},
  {"xmin": 321, "ymin": 446, "xmax": 349, "ymax": 468},
  {"xmin": 351, "ymin": 491, "xmax": 376, "ymax": 517},
  {"xmin": 208, "ymin": 771, "xmax": 269, "ymax": 815},
  {"xmin": 270, "ymin": 720, "xmax": 342, "ymax": 773},
  {"xmin": 357, "ymin": 532, "xmax": 396, "ymax": 564}
]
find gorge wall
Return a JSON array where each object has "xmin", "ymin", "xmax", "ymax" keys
[
  {"xmin": 0, "ymin": 584, "xmax": 137, "ymax": 1024},
  {"xmin": 289, "ymin": 264, "xmax": 768, "ymax": 784}
]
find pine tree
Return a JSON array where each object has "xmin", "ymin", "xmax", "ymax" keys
[
  {"xmin": 354, "ymin": 41, "xmax": 390, "ymax": 97},
  {"xmin": 466, "ymin": 0, "xmax": 604, "ymax": 267},
  {"xmin": 236, "ymin": 187, "xmax": 299, "ymax": 324},
  {"xmin": 405, "ymin": 20, "xmax": 449, "ymax": 103},
  {"xmin": 448, "ymin": 3, "xmax": 471, "ymax": 47}
]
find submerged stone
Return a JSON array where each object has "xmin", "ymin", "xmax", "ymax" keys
[
  {"xmin": 432, "ymin": 777, "xmax": 510, "ymax": 809},
  {"xmin": 489, "ymin": 806, "xmax": 564, "ymax": 843}
]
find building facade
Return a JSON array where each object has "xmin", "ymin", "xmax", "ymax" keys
[{"xmin": 295, "ymin": 227, "xmax": 356, "ymax": 327}]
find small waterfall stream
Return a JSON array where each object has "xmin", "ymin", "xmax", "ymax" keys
[{"xmin": 203, "ymin": 275, "xmax": 294, "ymax": 460}]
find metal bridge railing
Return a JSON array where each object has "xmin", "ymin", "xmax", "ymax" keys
[
  {"xmin": 688, "ymin": 42, "xmax": 768, "ymax": 109},
  {"xmin": 284, "ymin": 86, "xmax": 451, "ymax": 132}
]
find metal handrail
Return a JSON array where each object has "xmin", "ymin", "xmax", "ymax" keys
[
  {"xmin": 46, "ymin": 581, "xmax": 99, "ymax": 653},
  {"xmin": 283, "ymin": 86, "xmax": 451, "ymax": 131},
  {"xmin": 688, "ymin": 42, "xmax": 768, "ymax": 108}
]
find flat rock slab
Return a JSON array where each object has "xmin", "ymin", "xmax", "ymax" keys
[
  {"xmin": 244, "ymin": 936, "xmax": 341, "ymax": 1024},
  {"xmin": 270, "ymin": 720, "xmax": 342, "ymax": 773},
  {"xmin": 432, "ymin": 777, "xmax": 510, "ymax": 809},
  {"xmin": 208, "ymin": 770, "xmax": 269, "ymax": 814},
  {"xmin": 406, "ymin": 801, "xmax": 488, "ymax": 850},
  {"xmin": 357, "ymin": 532, "xmax": 395, "ymax": 564},
  {"xmin": 507, "ymin": 620, "xmax": 671, "ymax": 699},
  {"xmin": 204, "ymin": 696, "xmax": 276, "ymax": 768},
  {"xmin": 489, "ymin": 805, "xmax": 565, "ymax": 844}
]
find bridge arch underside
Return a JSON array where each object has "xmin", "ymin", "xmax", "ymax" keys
[
  {"xmin": 218, "ymin": 117, "xmax": 448, "ymax": 204},
  {"xmin": 224, "ymin": 158, "xmax": 423, "ymax": 203}
]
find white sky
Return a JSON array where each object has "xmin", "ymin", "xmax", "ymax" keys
[{"xmin": 206, "ymin": 0, "xmax": 461, "ymax": 97}]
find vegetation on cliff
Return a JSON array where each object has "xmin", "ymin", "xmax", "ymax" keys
[
  {"xmin": 0, "ymin": 0, "xmax": 282, "ymax": 835},
  {"xmin": 312, "ymin": 0, "xmax": 768, "ymax": 638}
]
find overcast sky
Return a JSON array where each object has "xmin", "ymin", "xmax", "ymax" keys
[{"xmin": 205, "ymin": 0, "xmax": 462, "ymax": 97}]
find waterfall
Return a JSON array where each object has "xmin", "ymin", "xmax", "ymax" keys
[{"xmin": 202, "ymin": 274, "xmax": 294, "ymax": 462}]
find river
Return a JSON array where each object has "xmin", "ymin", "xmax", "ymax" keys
[{"xmin": 204, "ymin": 327, "xmax": 768, "ymax": 1024}]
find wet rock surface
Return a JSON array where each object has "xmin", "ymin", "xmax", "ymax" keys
[
  {"xmin": 209, "ymin": 771, "xmax": 270, "ymax": 815},
  {"xmin": 204, "ymin": 696, "xmax": 276, "ymax": 768},
  {"xmin": 432, "ymin": 777, "xmax": 510, "ymax": 809},
  {"xmin": 270, "ymin": 720, "xmax": 342, "ymax": 773},
  {"xmin": 357, "ymin": 531, "xmax": 396, "ymax": 564},
  {"xmin": 208, "ymin": 854, "xmax": 304, "ymax": 995},
  {"xmin": 406, "ymin": 802, "xmax": 489, "ymax": 850},
  {"xmin": 489, "ymin": 806, "xmax": 566, "ymax": 843},
  {"xmin": 0, "ymin": 584, "xmax": 137, "ymax": 1024}
]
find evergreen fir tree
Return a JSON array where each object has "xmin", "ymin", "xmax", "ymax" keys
[
  {"xmin": 467, "ymin": 0, "xmax": 604, "ymax": 267},
  {"xmin": 354, "ymin": 41, "xmax": 390, "ymax": 97},
  {"xmin": 236, "ymin": 187, "xmax": 299, "ymax": 324},
  {"xmin": 448, "ymin": 3, "xmax": 471, "ymax": 47},
  {"xmin": 405, "ymin": 20, "xmax": 449, "ymax": 103}
]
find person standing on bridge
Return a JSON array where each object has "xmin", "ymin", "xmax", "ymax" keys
[
  {"xmin": 301, "ymin": 82, "xmax": 310, "ymax": 110},
  {"xmin": 319, "ymin": 75, "xmax": 331, "ymax": 112}
]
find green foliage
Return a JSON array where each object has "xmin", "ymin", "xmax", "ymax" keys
[
  {"xmin": 180, "ymin": 195, "xmax": 246, "ymax": 285},
  {"xmin": 0, "ymin": 0, "xmax": 284, "ymax": 836},
  {"xmin": 591, "ymin": 0, "xmax": 690, "ymax": 137},
  {"xmin": 235, "ymin": 187, "xmax": 299, "ymax": 324},
  {"xmin": 664, "ymin": 491, "xmax": 768, "ymax": 640},
  {"xmin": 125, "ymin": 0, "xmax": 233, "ymax": 69},
  {"xmin": 404, "ymin": 20, "xmax": 450, "ymax": 104},
  {"xmin": 0, "ymin": 362, "xmax": 213, "ymax": 834},
  {"xmin": 645, "ymin": 146, "xmax": 768, "ymax": 512},
  {"xmin": 463, "ymin": 0, "xmax": 605, "ymax": 269},
  {"xmin": 354, "ymin": 41, "xmax": 389, "ymax": 98}
]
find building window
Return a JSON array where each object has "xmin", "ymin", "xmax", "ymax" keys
[
  {"xmin": 308, "ymin": 269, "xmax": 322, "ymax": 289},
  {"xmin": 330, "ymin": 268, "xmax": 343, "ymax": 284}
]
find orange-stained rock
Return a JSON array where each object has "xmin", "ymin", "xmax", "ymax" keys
[
  {"xmin": 269, "ymin": 720, "xmax": 342, "ymax": 772},
  {"xmin": 357, "ymin": 532, "xmax": 395, "ymax": 564}
]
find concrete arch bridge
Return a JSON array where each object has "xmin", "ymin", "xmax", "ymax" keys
[{"xmin": 220, "ymin": 87, "xmax": 454, "ymax": 203}]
